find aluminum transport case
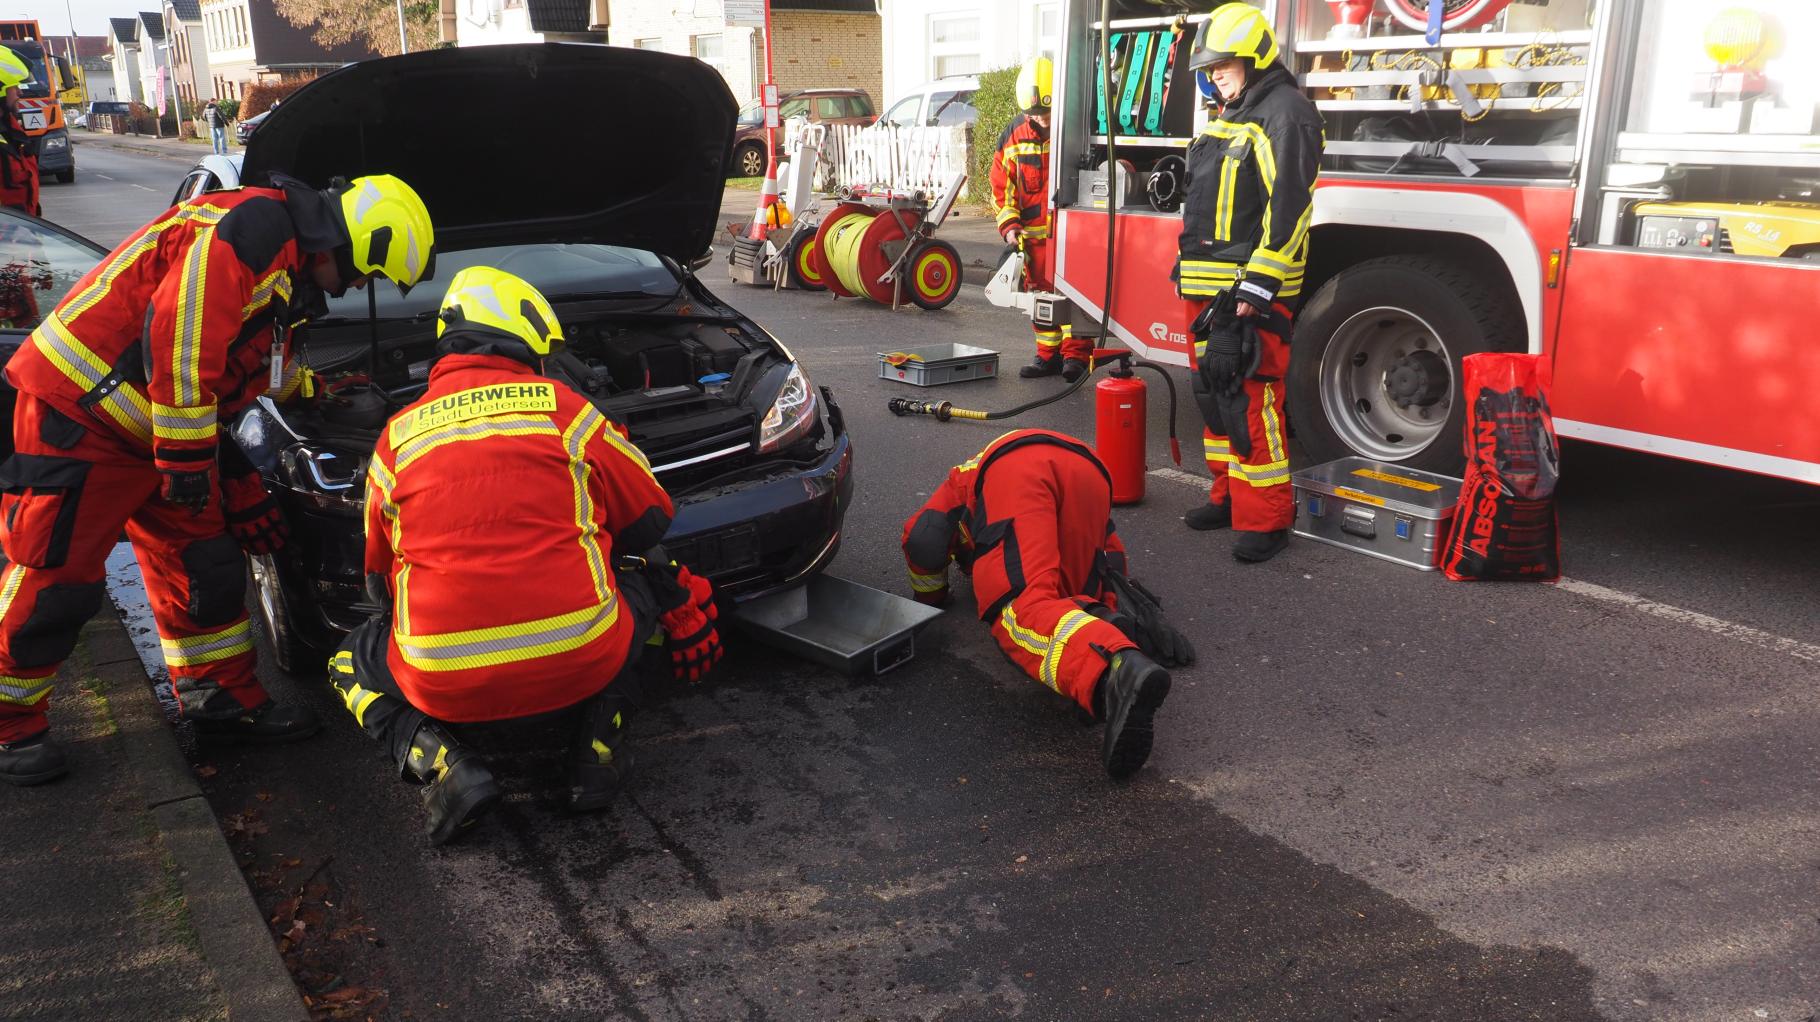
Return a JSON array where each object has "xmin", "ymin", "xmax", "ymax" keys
[{"xmin": 1292, "ymin": 458, "xmax": 1463, "ymax": 571}]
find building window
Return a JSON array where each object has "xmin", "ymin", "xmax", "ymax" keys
[
  {"xmin": 692, "ymin": 33, "xmax": 724, "ymax": 71},
  {"xmin": 928, "ymin": 14, "xmax": 981, "ymax": 79},
  {"xmin": 634, "ymin": 37, "xmax": 663, "ymax": 50},
  {"xmin": 1033, "ymin": 3, "xmax": 1059, "ymax": 59}
]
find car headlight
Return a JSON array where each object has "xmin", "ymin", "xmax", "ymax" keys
[
  {"xmin": 41, "ymin": 135, "xmax": 66, "ymax": 150},
  {"xmin": 278, "ymin": 443, "xmax": 367, "ymax": 514},
  {"xmin": 757, "ymin": 362, "xmax": 818, "ymax": 454}
]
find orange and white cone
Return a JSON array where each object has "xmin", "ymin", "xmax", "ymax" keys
[{"xmin": 748, "ymin": 164, "xmax": 781, "ymax": 240}]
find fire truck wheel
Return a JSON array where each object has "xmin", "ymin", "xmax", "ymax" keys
[{"xmin": 1288, "ymin": 254, "xmax": 1521, "ymax": 474}]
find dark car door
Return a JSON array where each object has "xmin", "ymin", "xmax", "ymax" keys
[{"xmin": 0, "ymin": 209, "xmax": 108, "ymax": 461}]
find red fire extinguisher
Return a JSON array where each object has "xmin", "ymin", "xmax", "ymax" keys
[{"xmin": 1096, "ymin": 367, "xmax": 1149, "ymax": 505}]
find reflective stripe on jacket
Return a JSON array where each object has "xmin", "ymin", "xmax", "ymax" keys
[
  {"xmin": 1176, "ymin": 65, "xmax": 1324, "ymax": 307},
  {"xmin": 365, "ymin": 352, "xmax": 675, "ymax": 722},
  {"xmin": 4, "ymin": 188, "xmax": 316, "ymax": 453},
  {"xmin": 989, "ymin": 114, "xmax": 1051, "ymax": 238}
]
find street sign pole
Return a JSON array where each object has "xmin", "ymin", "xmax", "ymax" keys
[{"xmin": 762, "ymin": 0, "xmax": 776, "ymax": 177}]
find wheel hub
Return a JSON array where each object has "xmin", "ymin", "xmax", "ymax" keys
[{"xmin": 1384, "ymin": 349, "xmax": 1448, "ymax": 408}]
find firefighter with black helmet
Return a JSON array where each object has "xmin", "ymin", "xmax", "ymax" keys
[
  {"xmin": 1176, "ymin": 3, "xmax": 1324, "ymax": 564},
  {"xmin": 329, "ymin": 267, "xmax": 723, "ymax": 845},
  {"xmin": 0, "ymin": 172, "xmax": 436, "ymax": 785},
  {"xmin": 994, "ymin": 56, "xmax": 1094, "ymax": 381}
]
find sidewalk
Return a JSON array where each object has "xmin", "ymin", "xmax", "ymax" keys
[
  {"xmin": 0, "ymin": 612, "xmax": 306, "ymax": 1022},
  {"xmin": 73, "ymin": 130, "xmax": 225, "ymax": 162}
]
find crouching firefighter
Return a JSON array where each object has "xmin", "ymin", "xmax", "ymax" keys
[
  {"xmin": 0, "ymin": 172, "xmax": 436, "ymax": 785},
  {"xmin": 994, "ymin": 57, "xmax": 1093, "ymax": 381},
  {"xmin": 902, "ymin": 429, "xmax": 1195, "ymax": 779},
  {"xmin": 329, "ymin": 268, "xmax": 724, "ymax": 845},
  {"xmin": 1176, "ymin": 3, "xmax": 1323, "ymax": 564}
]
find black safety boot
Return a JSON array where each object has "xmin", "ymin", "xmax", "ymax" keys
[
  {"xmin": 1184, "ymin": 501, "xmax": 1233, "ymax": 531},
  {"xmin": 0, "ymin": 730, "xmax": 70, "ymax": 786},
  {"xmin": 1018, "ymin": 354, "xmax": 1062, "ymax": 378},
  {"xmin": 1096, "ymin": 650, "xmax": 1172, "ymax": 780},
  {"xmin": 1060, "ymin": 358, "xmax": 1090, "ymax": 383},
  {"xmin": 402, "ymin": 720, "xmax": 500, "ymax": 846},
  {"xmin": 566, "ymin": 695, "xmax": 636, "ymax": 813},
  {"xmin": 1232, "ymin": 529, "xmax": 1290, "ymax": 563},
  {"xmin": 192, "ymin": 701, "xmax": 323, "ymax": 745}
]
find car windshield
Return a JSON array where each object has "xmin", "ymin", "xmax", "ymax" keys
[
  {"xmin": 319, "ymin": 243, "xmax": 680, "ymax": 321},
  {"xmin": 736, "ymin": 102, "xmax": 763, "ymax": 127}
]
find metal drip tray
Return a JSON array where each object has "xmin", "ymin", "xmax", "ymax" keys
[{"xmin": 733, "ymin": 575, "xmax": 944, "ymax": 676}]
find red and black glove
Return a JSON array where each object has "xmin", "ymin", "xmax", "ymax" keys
[
  {"xmin": 655, "ymin": 564, "xmax": 723, "ymax": 684},
  {"xmin": 156, "ymin": 446, "xmax": 216, "ymax": 514},
  {"xmin": 221, "ymin": 471, "xmax": 288, "ymax": 554}
]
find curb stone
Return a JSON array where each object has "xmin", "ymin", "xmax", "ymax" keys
[{"xmin": 92, "ymin": 611, "xmax": 310, "ymax": 1022}]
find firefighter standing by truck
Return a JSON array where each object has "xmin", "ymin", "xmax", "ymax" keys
[
  {"xmin": 1176, "ymin": 4, "xmax": 1323, "ymax": 564},
  {"xmin": 0, "ymin": 173, "xmax": 436, "ymax": 785},
  {"xmin": 902, "ymin": 429, "xmax": 1194, "ymax": 779},
  {"xmin": 993, "ymin": 57, "xmax": 1095, "ymax": 381},
  {"xmin": 329, "ymin": 267, "xmax": 724, "ymax": 845},
  {"xmin": 0, "ymin": 45, "xmax": 38, "ymax": 216}
]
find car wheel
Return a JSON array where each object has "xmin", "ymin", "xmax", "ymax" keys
[
  {"xmin": 734, "ymin": 142, "xmax": 766, "ymax": 178},
  {"xmin": 55, "ymin": 169, "xmax": 73, "ymax": 184},
  {"xmin": 1287, "ymin": 254, "xmax": 1522, "ymax": 474},
  {"xmin": 905, "ymin": 241, "xmax": 962, "ymax": 310},
  {"xmin": 248, "ymin": 551, "xmax": 329, "ymax": 676}
]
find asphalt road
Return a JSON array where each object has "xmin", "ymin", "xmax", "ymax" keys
[{"xmin": 37, "ymin": 141, "xmax": 1820, "ymax": 1021}]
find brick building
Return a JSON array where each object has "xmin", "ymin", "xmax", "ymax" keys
[{"xmin": 604, "ymin": 0, "xmax": 880, "ymax": 108}]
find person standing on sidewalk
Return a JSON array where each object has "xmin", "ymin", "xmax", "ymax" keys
[
  {"xmin": 0, "ymin": 174, "xmax": 436, "ymax": 786},
  {"xmin": 203, "ymin": 99, "xmax": 228, "ymax": 155},
  {"xmin": 1175, "ymin": 3, "xmax": 1323, "ymax": 564},
  {"xmin": 993, "ymin": 57, "xmax": 1094, "ymax": 382}
]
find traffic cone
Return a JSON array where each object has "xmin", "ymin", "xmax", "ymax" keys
[{"xmin": 748, "ymin": 163, "xmax": 781, "ymax": 240}]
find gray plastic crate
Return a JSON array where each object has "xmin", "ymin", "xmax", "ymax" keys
[{"xmin": 879, "ymin": 343, "xmax": 999, "ymax": 387}]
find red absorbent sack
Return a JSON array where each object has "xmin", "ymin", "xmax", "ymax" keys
[{"xmin": 1442, "ymin": 353, "xmax": 1561, "ymax": 581}]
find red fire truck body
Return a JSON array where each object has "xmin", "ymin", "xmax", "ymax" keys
[{"xmin": 1039, "ymin": 0, "xmax": 1820, "ymax": 483}]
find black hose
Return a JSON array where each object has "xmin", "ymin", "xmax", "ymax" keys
[{"xmin": 1099, "ymin": 0, "xmax": 1117, "ymax": 369}]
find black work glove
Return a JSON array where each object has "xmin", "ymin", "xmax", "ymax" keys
[
  {"xmin": 1105, "ymin": 573, "xmax": 1196, "ymax": 667},
  {"xmin": 221, "ymin": 471, "xmax": 289, "ymax": 554},
  {"xmin": 1198, "ymin": 319, "xmax": 1247, "ymax": 399}
]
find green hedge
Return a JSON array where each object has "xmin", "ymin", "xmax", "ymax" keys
[{"xmin": 967, "ymin": 65, "xmax": 1021, "ymax": 204}]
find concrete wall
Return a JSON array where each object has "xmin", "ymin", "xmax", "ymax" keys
[
  {"xmin": 880, "ymin": 0, "xmax": 1059, "ymax": 107},
  {"xmin": 772, "ymin": 10, "xmax": 881, "ymax": 105}
]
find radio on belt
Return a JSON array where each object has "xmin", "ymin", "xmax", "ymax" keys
[{"xmin": 1292, "ymin": 457, "xmax": 1463, "ymax": 571}]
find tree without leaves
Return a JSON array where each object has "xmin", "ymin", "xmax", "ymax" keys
[{"xmin": 273, "ymin": 0, "xmax": 440, "ymax": 58}]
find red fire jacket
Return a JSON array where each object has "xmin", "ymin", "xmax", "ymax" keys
[
  {"xmin": 901, "ymin": 429, "xmax": 1128, "ymax": 619},
  {"xmin": 988, "ymin": 114, "xmax": 1052, "ymax": 240},
  {"xmin": 364, "ymin": 352, "xmax": 675, "ymax": 722},
  {"xmin": 4, "ymin": 186, "xmax": 331, "ymax": 468}
]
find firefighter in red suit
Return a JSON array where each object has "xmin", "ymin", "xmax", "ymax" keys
[
  {"xmin": 0, "ymin": 173, "xmax": 437, "ymax": 786},
  {"xmin": 902, "ymin": 429, "xmax": 1194, "ymax": 779},
  {"xmin": 328, "ymin": 267, "xmax": 723, "ymax": 845},
  {"xmin": 993, "ymin": 57, "xmax": 1093, "ymax": 382},
  {"xmin": 1176, "ymin": 5, "xmax": 1323, "ymax": 563},
  {"xmin": 0, "ymin": 48, "xmax": 40, "ymax": 217}
]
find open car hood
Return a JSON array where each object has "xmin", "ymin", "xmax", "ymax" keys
[{"xmin": 242, "ymin": 44, "xmax": 736, "ymax": 262}]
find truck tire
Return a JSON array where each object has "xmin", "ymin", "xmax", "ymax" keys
[
  {"xmin": 1287, "ymin": 254, "xmax": 1522, "ymax": 474},
  {"xmin": 55, "ymin": 168, "xmax": 73, "ymax": 184}
]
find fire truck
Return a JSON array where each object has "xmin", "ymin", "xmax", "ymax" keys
[
  {"xmin": 1026, "ymin": 0, "xmax": 1819, "ymax": 484},
  {"xmin": 0, "ymin": 21, "xmax": 76, "ymax": 184}
]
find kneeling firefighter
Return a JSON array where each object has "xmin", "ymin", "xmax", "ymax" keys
[
  {"xmin": 1176, "ymin": 4, "xmax": 1323, "ymax": 564},
  {"xmin": 330, "ymin": 267, "xmax": 724, "ymax": 845},
  {"xmin": 0, "ymin": 172, "xmax": 435, "ymax": 785},
  {"xmin": 993, "ymin": 57, "xmax": 1093, "ymax": 381},
  {"xmin": 902, "ymin": 430, "xmax": 1194, "ymax": 779}
]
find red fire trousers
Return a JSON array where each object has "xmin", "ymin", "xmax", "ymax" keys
[
  {"xmin": 972, "ymin": 446, "xmax": 1136, "ymax": 712},
  {"xmin": 0, "ymin": 393, "xmax": 266, "ymax": 742},
  {"xmin": 1201, "ymin": 305, "xmax": 1295, "ymax": 532}
]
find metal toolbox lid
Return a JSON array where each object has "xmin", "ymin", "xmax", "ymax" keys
[
  {"xmin": 879, "ymin": 343, "xmax": 998, "ymax": 367},
  {"xmin": 1291, "ymin": 457, "xmax": 1462, "ymax": 520}
]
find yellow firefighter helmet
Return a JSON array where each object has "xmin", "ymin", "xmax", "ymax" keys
[
  {"xmin": 1016, "ymin": 56, "xmax": 1055, "ymax": 113},
  {"xmin": 436, "ymin": 266, "xmax": 566, "ymax": 358}
]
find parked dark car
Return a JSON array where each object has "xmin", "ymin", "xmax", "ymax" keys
[
  {"xmin": 730, "ymin": 88, "xmax": 873, "ymax": 178},
  {"xmin": 234, "ymin": 107, "xmax": 269, "ymax": 145},
  {"xmin": 0, "ymin": 44, "xmax": 855, "ymax": 673}
]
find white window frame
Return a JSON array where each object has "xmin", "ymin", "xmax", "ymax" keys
[
  {"xmin": 927, "ymin": 13, "xmax": 982, "ymax": 80},
  {"xmin": 1033, "ymin": 3, "xmax": 1059, "ymax": 61},
  {"xmin": 633, "ymin": 37, "xmax": 663, "ymax": 50}
]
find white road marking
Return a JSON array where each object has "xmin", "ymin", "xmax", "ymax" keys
[
  {"xmin": 130, "ymin": 183, "xmax": 154, "ymax": 191},
  {"xmin": 1147, "ymin": 465, "xmax": 1820, "ymax": 666},
  {"xmin": 1554, "ymin": 578, "xmax": 1820, "ymax": 665},
  {"xmin": 95, "ymin": 173, "xmax": 114, "ymax": 181}
]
